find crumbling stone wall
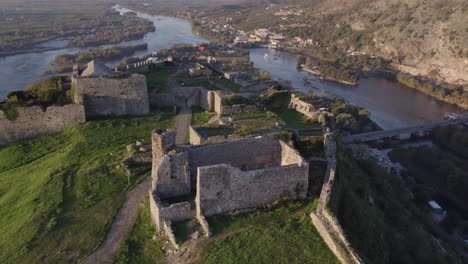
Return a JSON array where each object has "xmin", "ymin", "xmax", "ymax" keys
[
  {"xmin": 213, "ymin": 91, "xmax": 223, "ymax": 114},
  {"xmin": 151, "ymin": 129, "xmax": 191, "ymax": 198},
  {"xmin": 310, "ymin": 132, "xmax": 363, "ymax": 264},
  {"xmin": 196, "ymin": 162, "xmax": 308, "ymax": 217},
  {"xmin": 289, "ymin": 93, "xmax": 316, "ymax": 118},
  {"xmin": 149, "ymin": 193, "xmax": 194, "ymax": 231},
  {"xmin": 162, "ymin": 220, "xmax": 179, "ymax": 249},
  {"xmin": 0, "ymin": 105, "xmax": 85, "ymax": 146},
  {"xmin": 189, "ymin": 126, "xmax": 244, "ymax": 145},
  {"xmin": 149, "ymin": 87, "xmax": 215, "ymax": 112},
  {"xmin": 220, "ymin": 104, "xmax": 258, "ymax": 116},
  {"xmin": 188, "ymin": 139, "xmax": 283, "ymax": 173},
  {"xmin": 75, "ymin": 74, "xmax": 149, "ymax": 117}
]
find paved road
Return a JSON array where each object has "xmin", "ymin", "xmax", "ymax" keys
[
  {"xmin": 175, "ymin": 107, "xmax": 192, "ymax": 145},
  {"xmin": 81, "ymin": 176, "xmax": 151, "ymax": 264}
]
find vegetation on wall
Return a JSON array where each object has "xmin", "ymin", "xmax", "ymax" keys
[
  {"xmin": 330, "ymin": 145, "xmax": 459, "ymax": 264},
  {"xmin": 0, "ymin": 76, "xmax": 69, "ymax": 120}
]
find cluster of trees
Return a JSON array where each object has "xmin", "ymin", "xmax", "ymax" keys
[
  {"xmin": 396, "ymin": 73, "xmax": 468, "ymax": 108},
  {"xmin": 332, "ymin": 147, "xmax": 460, "ymax": 264},
  {"xmin": 0, "ymin": 10, "xmax": 154, "ymax": 54},
  {"xmin": 433, "ymin": 125, "xmax": 468, "ymax": 158},
  {"xmin": 66, "ymin": 11, "xmax": 155, "ymax": 47},
  {"xmin": 304, "ymin": 95, "xmax": 378, "ymax": 134},
  {"xmin": 50, "ymin": 44, "xmax": 148, "ymax": 73},
  {"xmin": 317, "ymin": 62, "xmax": 358, "ymax": 84},
  {"xmin": 0, "ymin": 76, "xmax": 68, "ymax": 120}
]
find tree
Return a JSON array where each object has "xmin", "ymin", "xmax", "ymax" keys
[{"xmin": 259, "ymin": 71, "xmax": 270, "ymax": 79}]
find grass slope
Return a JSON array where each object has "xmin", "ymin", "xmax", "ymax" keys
[
  {"xmin": 146, "ymin": 67, "xmax": 177, "ymax": 93},
  {"xmin": 115, "ymin": 196, "xmax": 165, "ymax": 264},
  {"xmin": 201, "ymin": 200, "xmax": 338, "ymax": 264},
  {"xmin": 202, "ymin": 215, "xmax": 339, "ymax": 264},
  {"xmin": 0, "ymin": 114, "xmax": 175, "ymax": 263},
  {"xmin": 330, "ymin": 144, "xmax": 459, "ymax": 264}
]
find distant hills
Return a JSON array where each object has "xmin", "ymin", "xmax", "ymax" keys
[{"xmin": 182, "ymin": 0, "xmax": 467, "ymax": 85}]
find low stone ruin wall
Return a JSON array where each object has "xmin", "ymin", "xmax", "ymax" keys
[
  {"xmin": 310, "ymin": 132, "xmax": 363, "ymax": 264},
  {"xmin": 162, "ymin": 220, "xmax": 179, "ymax": 250},
  {"xmin": 196, "ymin": 212, "xmax": 211, "ymax": 238},
  {"xmin": 220, "ymin": 104, "xmax": 258, "ymax": 116},
  {"xmin": 0, "ymin": 104, "xmax": 85, "ymax": 146},
  {"xmin": 289, "ymin": 93, "xmax": 316, "ymax": 118},
  {"xmin": 189, "ymin": 126, "xmax": 244, "ymax": 145},
  {"xmin": 149, "ymin": 192, "xmax": 195, "ymax": 230}
]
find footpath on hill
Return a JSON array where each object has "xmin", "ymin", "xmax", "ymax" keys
[{"xmin": 81, "ymin": 175, "xmax": 151, "ymax": 264}]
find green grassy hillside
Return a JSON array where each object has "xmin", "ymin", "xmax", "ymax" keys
[
  {"xmin": 0, "ymin": 113, "xmax": 174, "ymax": 263},
  {"xmin": 330, "ymin": 144, "xmax": 459, "ymax": 264}
]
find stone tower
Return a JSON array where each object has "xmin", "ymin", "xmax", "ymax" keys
[{"xmin": 151, "ymin": 129, "xmax": 176, "ymax": 190}]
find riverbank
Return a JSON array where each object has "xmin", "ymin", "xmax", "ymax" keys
[
  {"xmin": 285, "ymin": 47, "xmax": 467, "ymax": 110},
  {"xmin": 0, "ymin": 47, "xmax": 62, "ymax": 58},
  {"xmin": 300, "ymin": 65, "xmax": 357, "ymax": 86}
]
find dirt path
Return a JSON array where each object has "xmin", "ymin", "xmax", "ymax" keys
[
  {"xmin": 81, "ymin": 176, "xmax": 151, "ymax": 264},
  {"xmin": 175, "ymin": 107, "xmax": 192, "ymax": 145}
]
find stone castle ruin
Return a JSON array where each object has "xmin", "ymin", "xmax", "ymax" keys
[
  {"xmin": 0, "ymin": 60, "xmax": 150, "ymax": 146},
  {"xmin": 72, "ymin": 61, "xmax": 150, "ymax": 117},
  {"xmin": 149, "ymin": 129, "xmax": 309, "ymax": 247}
]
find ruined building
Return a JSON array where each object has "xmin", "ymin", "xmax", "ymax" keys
[
  {"xmin": 149, "ymin": 129, "xmax": 309, "ymax": 246},
  {"xmin": 72, "ymin": 60, "xmax": 150, "ymax": 117}
]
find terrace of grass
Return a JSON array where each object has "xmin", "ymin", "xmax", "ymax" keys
[
  {"xmin": 0, "ymin": 113, "xmax": 175, "ymax": 263},
  {"xmin": 146, "ymin": 67, "xmax": 177, "ymax": 93}
]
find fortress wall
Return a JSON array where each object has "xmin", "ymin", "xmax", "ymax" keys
[
  {"xmin": 189, "ymin": 126, "xmax": 244, "ymax": 146},
  {"xmin": 83, "ymin": 97, "xmax": 149, "ymax": 117},
  {"xmin": 289, "ymin": 93, "xmax": 316, "ymax": 118},
  {"xmin": 189, "ymin": 126, "xmax": 203, "ymax": 145},
  {"xmin": 76, "ymin": 74, "xmax": 149, "ymax": 116},
  {"xmin": 188, "ymin": 139, "xmax": 282, "ymax": 172},
  {"xmin": 196, "ymin": 163, "xmax": 309, "ymax": 217},
  {"xmin": 199, "ymin": 89, "xmax": 214, "ymax": 111},
  {"xmin": 213, "ymin": 92, "xmax": 223, "ymax": 115},
  {"xmin": 310, "ymin": 132, "xmax": 363, "ymax": 264},
  {"xmin": 0, "ymin": 104, "xmax": 85, "ymax": 146},
  {"xmin": 162, "ymin": 220, "xmax": 179, "ymax": 249},
  {"xmin": 149, "ymin": 193, "xmax": 194, "ymax": 230},
  {"xmin": 220, "ymin": 104, "xmax": 258, "ymax": 116},
  {"xmin": 149, "ymin": 93, "xmax": 177, "ymax": 107},
  {"xmin": 154, "ymin": 152, "xmax": 191, "ymax": 199},
  {"xmin": 280, "ymin": 141, "xmax": 306, "ymax": 166},
  {"xmin": 149, "ymin": 87, "xmax": 214, "ymax": 112}
]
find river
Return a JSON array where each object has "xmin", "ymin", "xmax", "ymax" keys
[
  {"xmin": 0, "ymin": 8, "xmax": 461, "ymax": 130},
  {"xmin": 0, "ymin": 5, "xmax": 207, "ymax": 100},
  {"xmin": 250, "ymin": 48, "xmax": 461, "ymax": 129}
]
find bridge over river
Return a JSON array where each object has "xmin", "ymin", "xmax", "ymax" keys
[{"xmin": 342, "ymin": 113, "xmax": 468, "ymax": 143}]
